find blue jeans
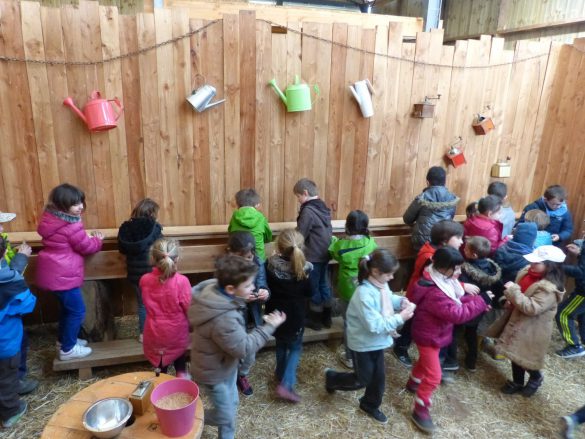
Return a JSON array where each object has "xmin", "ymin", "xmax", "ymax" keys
[
  {"xmin": 200, "ymin": 370, "xmax": 239, "ymax": 439},
  {"xmin": 275, "ymin": 331, "xmax": 303, "ymax": 390},
  {"xmin": 131, "ymin": 283, "xmax": 147, "ymax": 334},
  {"xmin": 309, "ymin": 262, "xmax": 332, "ymax": 310},
  {"xmin": 54, "ymin": 287, "xmax": 85, "ymax": 352}
]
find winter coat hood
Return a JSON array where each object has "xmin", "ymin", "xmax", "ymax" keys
[
  {"xmin": 190, "ymin": 280, "xmax": 246, "ymax": 327},
  {"xmin": 417, "ymin": 186, "xmax": 460, "ymax": 209},
  {"xmin": 118, "ymin": 217, "xmax": 162, "ymax": 255},
  {"xmin": 228, "ymin": 207, "xmax": 272, "ymax": 261},
  {"xmin": 230, "ymin": 207, "xmax": 264, "ymax": 229}
]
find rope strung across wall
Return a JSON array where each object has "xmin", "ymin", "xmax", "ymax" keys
[{"xmin": 0, "ymin": 17, "xmax": 549, "ymax": 69}]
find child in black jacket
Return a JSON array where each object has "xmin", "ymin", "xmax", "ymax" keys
[{"xmin": 118, "ymin": 198, "xmax": 163, "ymax": 340}]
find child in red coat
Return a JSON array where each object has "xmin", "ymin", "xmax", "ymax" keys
[
  {"xmin": 463, "ymin": 195, "xmax": 508, "ymax": 255},
  {"xmin": 406, "ymin": 247, "xmax": 490, "ymax": 434},
  {"xmin": 141, "ymin": 239, "xmax": 192, "ymax": 378}
]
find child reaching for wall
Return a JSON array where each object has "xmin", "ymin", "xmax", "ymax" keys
[
  {"xmin": 118, "ymin": 198, "xmax": 163, "ymax": 342},
  {"xmin": 265, "ymin": 229, "xmax": 312, "ymax": 403},
  {"xmin": 329, "ymin": 210, "xmax": 378, "ymax": 369},
  {"xmin": 190, "ymin": 255, "xmax": 285, "ymax": 439},
  {"xmin": 0, "ymin": 237, "xmax": 36, "ymax": 428},
  {"xmin": 487, "ymin": 245, "xmax": 566, "ymax": 397},
  {"xmin": 325, "ymin": 249, "xmax": 415, "ymax": 425},
  {"xmin": 487, "ymin": 181, "xmax": 516, "ymax": 238},
  {"xmin": 226, "ymin": 231, "xmax": 270, "ymax": 396},
  {"xmin": 406, "ymin": 247, "xmax": 489, "ymax": 434},
  {"xmin": 36, "ymin": 184, "xmax": 104, "ymax": 361},
  {"xmin": 228, "ymin": 188, "xmax": 272, "ymax": 261},
  {"xmin": 140, "ymin": 239, "xmax": 192, "ymax": 378}
]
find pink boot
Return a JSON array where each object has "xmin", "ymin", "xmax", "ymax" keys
[{"xmin": 405, "ymin": 375, "xmax": 421, "ymax": 394}]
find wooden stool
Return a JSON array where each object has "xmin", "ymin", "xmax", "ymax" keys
[{"xmin": 41, "ymin": 372, "xmax": 203, "ymax": 438}]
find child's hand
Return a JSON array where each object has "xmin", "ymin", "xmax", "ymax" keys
[
  {"xmin": 566, "ymin": 243, "xmax": 581, "ymax": 256},
  {"xmin": 17, "ymin": 242, "xmax": 32, "ymax": 256},
  {"xmin": 91, "ymin": 231, "xmax": 104, "ymax": 240},
  {"xmin": 399, "ymin": 303, "xmax": 415, "ymax": 321},
  {"xmin": 400, "ymin": 297, "xmax": 412, "ymax": 310},
  {"xmin": 504, "ymin": 281, "xmax": 516, "ymax": 290},
  {"xmin": 463, "ymin": 283, "xmax": 480, "ymax": 295},
  {"xmin": 263, "ymin": 310, "xmax": 286, "ymax": 327},
  {"xmin": 551, "ymin": 234, "xmax": 560, "ymax": 242},
  {"xmin": 256, "ymin": 289, "xmax": 269, "ymax": 301}
]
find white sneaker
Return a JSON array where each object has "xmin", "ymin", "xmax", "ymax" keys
[
  {"xmin": 56, "ymin": 338, "xmax": 89, "ymax": 348},
  {"xmin": 138, "ymin": 334, "xmax": 143, "ymax": 343},
  {"xmin": 59, "ymin": 344, "xmax": 92, "ymax": 361}
]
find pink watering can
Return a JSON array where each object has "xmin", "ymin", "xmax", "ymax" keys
[{"xmin": 63, "ymin": 91, "xmax": 124, "ymax": 132}]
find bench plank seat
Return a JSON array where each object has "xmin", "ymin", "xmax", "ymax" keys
[{"xmin": 53, "ymin": 317, "xmax": 344, "ymax": 378}]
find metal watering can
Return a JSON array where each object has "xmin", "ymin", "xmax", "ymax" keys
[
  {"xmin": 349, "ymin": 79, "xmax": 375, "ymax": 118},
  {"xmin": 187, "ymin": 84, "xmax": 225, "ymax": 112},
  {"xmin": 268, "ymin": 75, "xmax": 319, "ymax": 112},
  {"xmin": 63, "ymin": 91, "xmax": 124, "ymax": 132}
]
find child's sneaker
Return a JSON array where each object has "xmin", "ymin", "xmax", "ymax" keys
[
  {"xmin": 337, "ymin": 349, "xmax": 353, "ymax": 369},
  {"xmin": 358, "ymin": 403, "xmax": 388, "ymax": 424},
  {"xmin": 275, "ymin": 384, "xmax": 301, "ymax": 403},
  {"xmin": 59, "ymin": 344, "xmax": 92, "ymax": 361},
  {"xmin": 501, "ymin": 380, "xmax": 524, "ymax": 395},
  {"xmin": 521, "ymin": 375, "xmax": 543, "ymax": 398},
  {"xmin": 392, "ymin": 349, "xmax": 413, "ymax": 368},
  {"xmin": 56, "ymin": 338, "xmax": 89, "ymax": 349},
  {"xmin": 561, "ymin": 415, "xmax": 576, "ymax": 439},
  {"xmin": 17, "ymin": 378, "xmax": 39, "ymax": 395},
  {"xmin": 237, "ymin": 375, "xmax": 253, "ymax": 396},
  {"xmin": 411, "ymin": 398, "xmax": 435, "ymax": 433},
  {"xmin": 1, "ymin": 400, "xmax": 27, "ymax": 428},
  {"xmin": 556, "ymin": 345, "xmax": 585, "ymax": 359},
  {"xmin": 324, "ymin": 368, "xmax": 336, "ymax": 394},
  {"xmin": 138, "ymin": 334, "xmax": 143, "ymax": 344}
]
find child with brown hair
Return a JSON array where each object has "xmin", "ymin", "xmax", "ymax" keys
[
  {"xmin": 265, "ymin": 229, "xmax": 313, "ymax": 402},
  {"xmin": 464, "ymin": 195, "xmax": 508, "ymax": 255},
  {"xmin": 524, "ymin": 209, "xmax": 553, "ymax": 248},
  {"xmin": 118, "ymin": 198, "xmax": 163, "ymax": 341},
  {"xmin": 140, "ymin": 239, "xmax": 192, "ymax": 378}
]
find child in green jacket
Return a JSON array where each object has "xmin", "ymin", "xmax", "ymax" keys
[
  {"xmin": 228, "ymin": 189, "xmax": 272, "ymax": 261},
  {"xmin": 329, "ymin": 210, "xmax": 377, "ymax": 368}
]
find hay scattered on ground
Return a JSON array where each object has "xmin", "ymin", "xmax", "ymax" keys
[{"xmin": 8, "ymin": 315, "xmax": 585, "ymax": 439}]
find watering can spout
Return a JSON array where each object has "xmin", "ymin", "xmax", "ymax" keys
[
  {"xmin": 63, "ymin": 97, "xmax": 87, "ymax": 125},
  {"xmin": 205, "ymin": 99, "xmax": 226, "ymax": 110},
  {"xmin": 268, "ymin": 78, "xmax": 287, "ymax": 106}
]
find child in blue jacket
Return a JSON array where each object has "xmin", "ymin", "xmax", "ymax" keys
[{"xmin": 0, "ymin": 236, "xmax": 36, "ymax": 428}]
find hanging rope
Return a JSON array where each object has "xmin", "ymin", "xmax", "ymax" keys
[{"xmin": 0, "ymin": 16, "xmax": 550, "ymax": 69}]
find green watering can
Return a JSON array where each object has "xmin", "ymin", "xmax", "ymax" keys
[{"xmin": 268, "ymin": 75, "xmax": 319, "ymax": 112}]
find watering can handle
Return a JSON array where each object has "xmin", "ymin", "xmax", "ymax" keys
[
  {"xmin": 109, "ymin": 98, "xmax": 124, "ymax": 121},
  {"xmin": 311, "ymin": 84, "xmax": 320, "ymax": 106},
  {"xmin": 365, "ymin": 79, "xmax": 375, "ymax": 95},
  {"xmin": 192, "ymin": 73, "xmax": 206, "ymax": 92}
]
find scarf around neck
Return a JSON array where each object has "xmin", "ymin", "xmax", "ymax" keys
[
  {"xmin": 518, "ymin": 268, "xmax": 544, "ymax": 293},
  {"xmin": 427, "ymin": 265, "xmax": 465, "ymax": 305},
  {"xmin": 367, "ymin": 276, "xmax": 399, "ymax": 337}
]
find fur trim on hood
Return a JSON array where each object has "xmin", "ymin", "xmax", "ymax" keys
[
  {"xmin": 462, "ymin": 259, "xmax": 502, "ymax": 287},
  {"xmin": 417, "ymin": 196, "xmax": 460, "ymax": 210}
]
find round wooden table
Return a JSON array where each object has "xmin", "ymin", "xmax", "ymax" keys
[{"xmin": 41, "ymin": 372, "xmax": 204, "ymax": 438}]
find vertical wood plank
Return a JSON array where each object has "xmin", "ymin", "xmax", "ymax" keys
[
  {"xmin": 119, "ymin": 14, "xmax": 146, "ymax": 208},
  {"xmin": 223, "ymin": 13, "xmax": 241, "ymax": 221},
  {"xmin": 269, "ymin": 31, "xmax": 287, "ymax": 222},
  {"xmin": 189, "ymin": 18, "xmax": 211, "ymax": 225},
  {"xmin": 325, "ymin": 23, "xmax": 347, "ymax": 219},
  {"xmin": 100, "ymin": 5, "xmax": 131, "ymax": 226},
  {"xmin": 21, "ymin": 1, "xmax": 60, "ymax": 200},
  {"xmin": 172, "ymin": 7, "xmax": 195, "ymax": 224},
  {"xmin": 239, "ymin": 10, "xmax": 256, "ymax": 188},
  {"xmin": 155, "ymin": 7, "xmax": 180, "ymax": 224},
  {"xmin": 137, "ymin": 12, "xmax": 163, "ymax": 212},
  {"xmin": 299, "ymin": 23, "xmax": 318, "ymax": 181},
  {"xmin": 255, "ymin": 19, "xmax": 272, "ymax": 217}
]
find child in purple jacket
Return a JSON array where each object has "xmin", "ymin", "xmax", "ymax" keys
[
  {"xmin": 406, "ymin": 247, "xmax": 490, "ymax": 434},
  {"xmin": 36, "ymin": 184, "xmax": 103, "ymax": 361}
]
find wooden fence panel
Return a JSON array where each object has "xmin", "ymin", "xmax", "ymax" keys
[{"xmin": 1, "ymin": 0, "xmax": 582, "ymax": 237}]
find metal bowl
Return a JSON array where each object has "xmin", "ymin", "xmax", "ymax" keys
[{"xmin": 82, "ymin": 397, "xmax": 133, "ymax": 439}]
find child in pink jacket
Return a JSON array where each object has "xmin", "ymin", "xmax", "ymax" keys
[
  {"xmin": 406, "ymin": 247, "xmax": 490, "ymax": 434},
  {"xmin": 36, "ymin": 184, "xmax": 103, "ymax": 361},
  {"xmin": 140, "ymin": 239, "xmax": 192, "ymax": 378},
  {"xmin": 463, "ymin": 195, "xmax": 508, "ymax": 255}
]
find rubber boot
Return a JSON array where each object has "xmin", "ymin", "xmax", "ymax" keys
[{"xmin": 322, "ymin": 306, "xmax": 332, "ymax": 329}]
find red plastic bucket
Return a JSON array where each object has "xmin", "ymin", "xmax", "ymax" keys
[{"xmin": 151, "ymin": 378, "xmax": 199, "ymax": 437}]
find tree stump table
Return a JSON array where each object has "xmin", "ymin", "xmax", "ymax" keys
[{"xmin": 41, "ymin": 372, "xmax": 203, "ymax": 439}]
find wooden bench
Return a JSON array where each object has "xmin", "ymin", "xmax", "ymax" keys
[{"xmin": 54, "ymin": 317, "xmax": 344, "ymax": 379}]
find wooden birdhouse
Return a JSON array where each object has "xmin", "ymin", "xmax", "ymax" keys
[
  {"xmin": 491, "ymin": 157, "xmax": 512, "ymax": 178},
  {"xmin": 472, "ymin": 114, "xmax": 495, "ymax": 135},
  {"xmin": 445, "ymin": 137, "xmax": 466, "ymax": 168},
  {"xmin": 413, "ymin": 95, "xmax": 441, "ymax": 118}
]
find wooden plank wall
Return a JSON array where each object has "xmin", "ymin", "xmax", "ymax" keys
[{"xmin": 0, "ymin": 0, "xmax": 577, "ymax": 238}]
